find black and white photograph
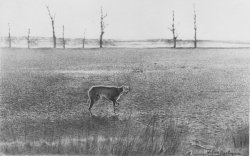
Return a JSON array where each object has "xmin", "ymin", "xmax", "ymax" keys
[{"xmin": 0, "ymin": 0, "xmax": 249, "ymax": 155}]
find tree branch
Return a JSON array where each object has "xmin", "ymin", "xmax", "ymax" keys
[
  {"xmin": 103, "ymin": 13, "xmax": 107, "ymax": 19},
  {"xmin": 46, "ymin": 5, "xmax": 54, "ymax": 21}
]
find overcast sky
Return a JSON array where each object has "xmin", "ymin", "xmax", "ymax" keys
[{"xmin": 0, "ymin": 0, "xmax": 250, "ymax": 41}]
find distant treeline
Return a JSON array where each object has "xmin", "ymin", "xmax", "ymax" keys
[{"xmin": 1, "ymin": 37, "xmax": 250, "ymax": 48}]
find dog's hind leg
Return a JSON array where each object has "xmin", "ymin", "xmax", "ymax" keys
[
  {"xmin": 88, "ymin": 95, "xmax": 100, "ymax": 117},
  {"xmin": 88, "ymin": 97, "xmax": 95, "ymax": 116}
]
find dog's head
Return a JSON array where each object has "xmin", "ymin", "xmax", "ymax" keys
[{"xmin": 121, "ymin": 85, "xmax": 130, "ymax": 94}]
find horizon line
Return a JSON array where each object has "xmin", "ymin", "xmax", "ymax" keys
[{"xmin": 1, "ymin": 36, "xmax": 250, "ymax": 43}]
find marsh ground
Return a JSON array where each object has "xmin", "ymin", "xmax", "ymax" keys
[{"xmin": 0, "ymin": 48, "xmax": 249, "ymax": 155}]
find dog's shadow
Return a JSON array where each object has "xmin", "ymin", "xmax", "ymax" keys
[
  {"xmin": 83, "ymin": 114, "xmax": 120, "ymax": 130},
  {"xmin": 90, "ymin": 114, "xmax": 120, "ymax": 122}
]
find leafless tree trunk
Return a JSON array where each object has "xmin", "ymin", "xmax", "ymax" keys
[
  {"xmin": 100, "ymin": 7, "xmax": 107, "ymax": 48},
  {"xmin": 8, "ymin": 23, "xmax": 11, "ymax": 48},
  {"xmin": 193, "ymin": 5, "xmax": 197, "ymax": 48},
  {"xmin": 46, "ymin": 5, "xmax": 56, "ymax": 48},
  {"xmin": 27, "ymin": 28, "xmax": 30, "ymax": 48},
  {"xmin": 62, "ymin": 25, "xmax": 65, "ymax": 49},
  {"xmin": 83, "ymin": 30, "xmax": 86, "ymax": 48},
  {"xmin": 168, "ymin": 11, "xmax": 177, "ymax": 48}
]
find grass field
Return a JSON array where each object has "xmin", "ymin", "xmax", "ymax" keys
[{"xmin": 0, "ymin": 48, "xmax": 249, "ymax": 155}]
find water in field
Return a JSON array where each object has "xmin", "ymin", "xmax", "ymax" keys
[{"xmin": 1, "ymin": 37, "xmax": 250, "ymax": 48}]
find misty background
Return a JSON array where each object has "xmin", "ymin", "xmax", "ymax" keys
[{"xmin": 0, "ymin": 0, "xmax": 250, "ymax": 48}]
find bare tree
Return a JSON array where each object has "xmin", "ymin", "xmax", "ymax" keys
[
  {"xmin": 8, "ymin": 23, "xmax": 11, "ymax": 48},
  {"xmin": 168, "ymin": 11, "xmax": 178, "ymax": 48},
  {"xmin": 82, "ymin": 30, "xmax": 86, "ymax": 48},
  {"xmin": 62, "ymin": 25, "xmax": 65, "ymax": 49},
  {"xmin": 27, "ymin": 28, "xmax": 30, "ymax": 48},
  {"xmin": 100, "ymin": 7, "xmax": 107, "ymax": 48},
  {"xmin": 46, "ymin": 5, "xmax": 56, "ymax": 48},
  {"xmin": 193, "ymin": 5, "xmax": 197, "ymax": 48}
]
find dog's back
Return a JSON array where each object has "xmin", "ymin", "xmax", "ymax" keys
[{"xmin": 88, "ymin": 85, "xmax": 123, "ymax": 100}]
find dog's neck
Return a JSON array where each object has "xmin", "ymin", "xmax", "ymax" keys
[{"xmin": 119, "ymin": 87, "xmax": 124, "ymax": 94}]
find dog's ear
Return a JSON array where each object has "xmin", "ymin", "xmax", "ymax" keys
[{"xmin": 128, "ymin": 86, "xmax": 131, "ymax": 91}]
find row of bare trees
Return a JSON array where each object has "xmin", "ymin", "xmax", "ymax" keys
[
  {"xmin": 46, "ymin": 5, "xmax": 57, "ymax": 48},
  {"xmin": 7, "ymin": 6, "xmax": 197, "ymax": 49},
  {"xmin": 99, "ymin": 7, "xmax": 107, "ymax": 48},
  {"xmin": 45, "ymin": 5, "xmax": 107, "ymax": 49},
  {"xmin": 193, "ymin": 6, "xmax": 197, "ymax": 48},
  {"xmin": 169, "ymin": 7, "xmax": 197, "ymax": 48},
  {"xmin": 7, "ymin": 25, "xmax": 34, "ymax": 49},
  {"xmin": 169, "ymin": 11, "xmax": 177, "ymax": 48},
  {"xmin": 8, "ymin": 23, "xmax": 11, "ymax": 48}
]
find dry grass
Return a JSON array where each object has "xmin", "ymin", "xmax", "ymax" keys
[
  {"xmin": 1, "ymin": 114, "xmax": 187, "ymax": 155},
  {"xmin": 232, "ymin": 124, "xmax": 249, "ymax": 149},
  {"xmin": 209, "ymin": 123, "xmax": 249, "ymax": 156}
]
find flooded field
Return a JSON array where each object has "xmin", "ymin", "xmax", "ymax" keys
[{"xmin": 0, "ymin": 48, "xmax": 249, "ymax": 155}]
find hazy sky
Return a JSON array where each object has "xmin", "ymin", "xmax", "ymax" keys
[{"xmin": 0, "ymin": 0, "xmax": 250, "ymax": 41}]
